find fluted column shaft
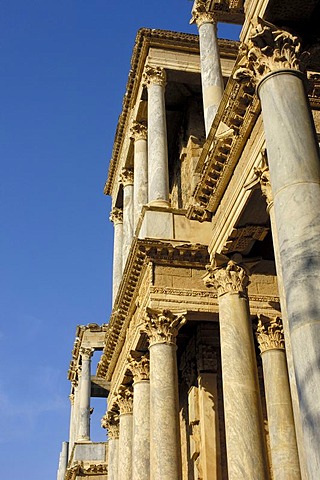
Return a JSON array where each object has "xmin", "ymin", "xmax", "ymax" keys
[
  {"xmin": 146, "ymin": 309, "xmax": 186, "ymax": 480},
  {"xmin": 117, "ymin": 387, "xmax": 133, "ymax": 480},
  {"xmin": 129, "ymin": 355, "xmax": 150, "ymax": 480},
  {"xmin": 244, "ymin": 19, "xmax": 320, "ymax": 477},
  {"xmin": 110, "ymin": 208, "xmax": 123, "ymax": 303},
  {"xmin": 143, "ymin": 66, "xmax": 169, "ymax": 206},
  {"xmin": 257, "ymin": 316, "xmax": 301, "ymax": 479},
  {"xmin": 120, "ymin": 169, "xmax": 134, "ymax": 269},
  {"xmin": 77, "ymin": 348, "xmax": 93, "ymax": 441},
  {"xmin": 191, "ymin": 4, "xmax": 224, "ymax": 136},
  {"xmin": 205, "ymin": 260, "xmax": 268, "ymax": 479},
  {"xmin": 130, "ymin": 122, "xmax": 148, "ymax": 229}
]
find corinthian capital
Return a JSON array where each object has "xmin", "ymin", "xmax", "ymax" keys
[
  {"xmin": 128, "ymin": 354, "xmax": 150, "ymax": 383},
  {"xmin": 130, "ymin": 121, "xmax": 147, "ymax": 141},
  {"xmin": 234, "ymin": 18, "xmax": 309, "ymax": 85},
  {"xmin": 109, "ymin": 207, "xmax": 123, "ymax": 225},
  {"xmin": 116, "ymin": 386, "xmax": 133, "ymax": 415},
  {"xmin": 145, "ymin": 308, "xmax": 187, "ymax": 346},
  {"xmin": 256, "ymin": 314, "xmax": 285, "ymax": 353},
  {"xmin": 205, "ymin": 258, "xmax": 249, "ymax": 297},
  {"xmin": 142, "ymin": 65, "xmax": 166, "ymax": 88},
  {"xmin": 190, "ymin": 0, "xmax": 216, "ymax": 27},
  {"xmin": 120, "ymin": 167, "xmax": 134, "ymax": 187},
  {"xmin": 80, "ymin": 347, "xmax": 94, "ymax": 360},
  {"xmin": 101, "ymin": 410, "xmax": 119, "ymax": 439}
]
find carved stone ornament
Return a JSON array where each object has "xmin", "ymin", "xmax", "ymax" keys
[
  {"xmin": 69, "ymin": 393, "xmax": 75, "ymax": 406},
  {"xmin": 142, "ymin": 65, "xmax": 166, "ymax": 88},
  {"xmin": 128, "ymin": 354, "xmax": 150, "ymax": 383},
  {"xmin": 204, "ymin": 258, "xmax": 250, "ymax": 297},
  {"xmin": 116, "ymin": 386, "xmax": 133, "ymax": 415},
  {"xmin": 234, "ymin": 17, "xmax": 309, "ymax": 85},
  {"xmin": 253, "ymin": 149, "xmax": 273, "ymax": 210},
  {"xmin": 101, "ymin": 410, "xmax": 120, "ymax": 439},
  {"xmin": 109, "ymin": 207, "xmax": 123, "ymax": 225},
  {"xmin": 190, "ymin": 0, "xmax": 217, "ymax": 27},
  {"xmin": 145, "ymin": 308, "xmax": 187, "ymax": 346},
  {"xmin": 256, "ymin": 314, "xmax": 285, "ymax": 353},
  {"xmin": 80, "ymin": 347, "xmax": 94, "ymax": 360},
  {"xmin": 120, "ymin": 167, "xmax": 134, "ymax": 187},
  {"xmin": 130, "ymin": 120, "xmax": 147, "ymax": 141}
]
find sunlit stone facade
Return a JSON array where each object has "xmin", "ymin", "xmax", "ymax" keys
[{"xmin": 57, "ymin": 1, "xmax": 320, "ymax": 478}]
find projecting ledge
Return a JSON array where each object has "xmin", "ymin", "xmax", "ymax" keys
[{"xmin": 137, "ymin": 205, "xmax": 212, "ymax": 244}]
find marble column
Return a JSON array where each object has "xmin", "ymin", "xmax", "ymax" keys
[
  {"xmin": 129, "ymin": 355, "xmax": 150, "ymax": 480},
  {"xmin": 117, "ymin": 386, "xmax": 133, "ymax": 480},
  {"xmin": 130, "ymin": 121, "xmax": 148, "ymax": 229},
  {"xmin": 109, "ymin": 207, "xmax": 123, "ymax": 303},
  {"xmin": 77, "ymin": 348, "xmax": 93, "ymax": 441},
  {"xmin": 205, "ymin": 259, "xmax": 268, "ymax": 480},
  {"xmin": 143, "ymin": 66, "xmax": 169, "ymax": 207},
  {"xmin": 145, "ymin": 308, "xmax": 186, "ymax": 480},
  {"xmin": 120, "ymin": 168, "xmax": 134, "ymax": 269},
  {"xmin": 254, "ymin": 154, "xmax": 307, "ymax": 477},
  {"xmin": 190, "ymin": 1, "xmax": 224, "ymax": 136},
  {"xmin": 256, "ymin": 315, "xmax": 301, "ymax": 479},
  {"xmin": 57, "ymin": 441, "xmax": 68, "ymax": 480},
  {"xmin": 68, "ymin": 392, "xmax": 75, "ymax": 458},
  {"xmin": 242, "ymin": 19, "xmax": 320, "ymax": 477},
  {"xmin": 102, "ymin": 411, "xmax": 119, "ymax": 480}
]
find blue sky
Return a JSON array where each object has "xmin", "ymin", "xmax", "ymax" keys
[{"xmin": 0, "ymin": 1, "xmax": 240, "ymax": 478}]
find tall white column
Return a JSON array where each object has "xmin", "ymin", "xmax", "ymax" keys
[
  {"xmin": 241, "ymin": 19, "xmax": 320, "ymax": 477},
  {"xmin": 191, "ymin": 1, "xmax": 224, "ymax": 136},
  {"xmin": 57, "ymin": 441, "xmax": 69, "ymax": 480},
  {"xmin": 109, "ymin": 207, "xmax": 123, "ymax": 303},
  {"xmin": 143, "ymin": 66, "xmax": 169, "ymax": 207},
  {"xmin": 68, "ymin": 392, "xmax": 75, "ymax": 458},
  {"xmin": 256, "ymin": 315, "xmax": 301, "ymax": 480},
  {"xmin": 77, "ymin": 348, "xmax": 93, "ymax": 441},
  {"xmin": 130, "ymin": 121, "xmax": 148, "ymax": 229},
  {"xmin": 120, "ymin": 168, "xmax": 134, "ymax": 269},
  {"xmin": 205, "ymin": 259, "xmax": 269, "ymax": 480},
  {"xmin": 146, "ymin": 308, "xmax": 186, "ymax": 480},
  {"xmin": 129, "ymin": 355, "xmax": 150, "ymax": 480},
  {"xmin": 102, "ymin": 411, "xmax": 119, "ymax": 480},
  {"xmin": 117, "ymin": 386, "xmax": 133, "ymax": 480}
]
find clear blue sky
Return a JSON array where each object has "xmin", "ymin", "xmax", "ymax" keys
[{"xmin": 0, "ymin": 1, "xmax": 240, "ymax": 478}]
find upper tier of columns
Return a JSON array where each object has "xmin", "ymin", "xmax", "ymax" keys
[{"xmin": 236, "ymin": 17, "xmax": 320, "ymax": 478}]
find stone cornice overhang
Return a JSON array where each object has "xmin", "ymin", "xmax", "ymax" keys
[
  {"xmin": 97, "ymin": 237, "xmax": 210, "ymax": 381},
  {"xmin": 65, "ymin": 462, "xmax": 108, "ymax": 480},
  {"xmin": 186, "ymin": 58, "xmax": 260, "ymax": 222},
  {"xmin": 104, "ymin": 27, "xmax": 239, "ymax": 197}
]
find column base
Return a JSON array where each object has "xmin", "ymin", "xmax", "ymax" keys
[{"xmin": 148, "ymin": 199, "xmax": 170, "ymax": 208}]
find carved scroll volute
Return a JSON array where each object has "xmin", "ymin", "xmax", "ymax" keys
[
  {"xmin": 205, "ymin": 258, "xmax": 250, "ymax": 297},
  {"xmin": 142, "ymin": 65, "xmax": 166, "ymax": 88},
  {"xmin": 101, "ymin": 410, "xmax": 119, "ymax": 440},
  {"xmin": 234, "ymin": 18, "xmax": 309, "ymax": 86},
  {"xmin": 116, "ymin": 385, "xmax": 133, "ymax": 415},
  {"xmin": 130, "ymin": 121, "xmax": 147, "ymax": 142},
  {"xmin": 109, "ymin": 207, "xmax": 123, "ymax": 225},
  {"xmin": 190, "ymin": 0, "xmax": 217, "ymax": 27},
  {"xmin": 120, "ymin": 168, "xmax": 134, "ymax": 187},
  {"xmin": 128, "ymin": 354, "xmax": 150, "ymax": 383},
  {"xmin": 256, "ymin": 314, "xmax": 285, "ymax": 353},
  {"xmin": 145, "ymin": 308, "xmax": 187, "ymax": 347}
]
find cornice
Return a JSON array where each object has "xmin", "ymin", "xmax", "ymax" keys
[
  {"xmin": 97, "ymin": 238, "xmax": 209, "ymax": 380},
  {"xmin": 104, "ymin": 27, "xmax": 239, "ymax": 197},
  {"xmin": 187, "ymin": 61, "xmax": 260, "ymax": 221},
  {"xmin": 65, "ymin": 461, "xmax": 108, "ymax": 480}
]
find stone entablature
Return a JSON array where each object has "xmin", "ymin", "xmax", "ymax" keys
[{"xmin": 104, "ymin": 27, "xmax": 239, "ymax": 201}]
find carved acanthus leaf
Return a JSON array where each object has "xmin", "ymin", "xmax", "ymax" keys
[
  {"xmin": 130, "ymin": 121, "xmax": 147, "ymax": 141},
  {"xmin": 204, "ymin": 258, "xmax": 250, "ymax": 297},
  {"xmin": 116, "ymin": 386, "xmax": 133, "ymax": 415},
  {"xmin": 234, "ymin": 18, "xmax": 309, "ymax": 85},
  {"xmin": 101, "ymin": 410, "xmax": 120, "ymax": 439},
  {"xmin": 145, "ymin": 308, "xmax": 187, "ymax": 346},
  {"xmin": 190, "ymin": 0, "xmax": 217, "ymax": 27},
  {"xmin": 80, "ymin": 347, "xmax": 94, "ymax": 360},
  {"xmin": 256, "ymin": 314, "xmax": 285, "ymax": 353},
  {"xmin": 120, "ymin": 168, "xmax": 134, "ymax": 187},
  {"xmin": 128, "ymin": 354, "xmax": 150, "ymax": 382},
  {"xmin": 253, "ymin": 149, "xmax": 273, "ymax": 209},
  {"xmin": 142, "ymin": 65, "xmax": 166, "ymax": 88},
  {"xmin": 109, "ymin": 207, "xmax": 123, "ymax": 224}
]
